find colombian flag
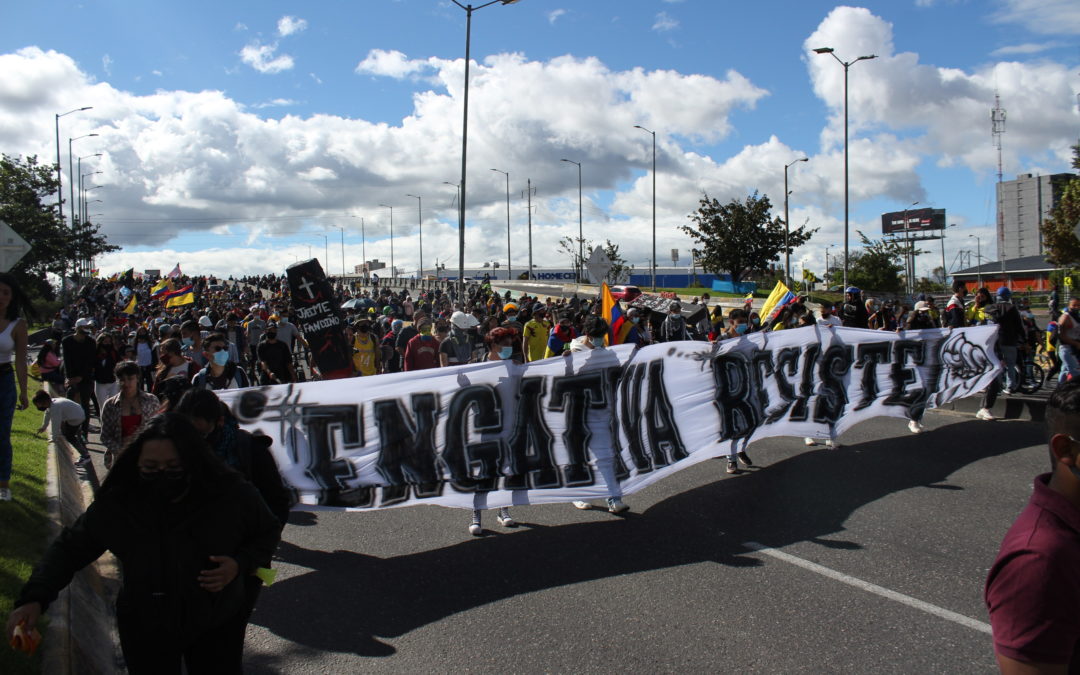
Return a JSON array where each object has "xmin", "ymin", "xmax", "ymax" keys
[
  {"xmin": 149, "ymin": 278, "xmax": 172, "ymax": 297},
  {"xmin": 163, "ymin": 285, "xmax": 195, "ymax": 308},
  {"xmin": 122, "ymin": 295, "xmax": 137, "ymax": 315},
  {"xmin": 600, "ymin": 283, "xmax": 632, "ymax": 345},
  {"xmin": 758, "ymin": 280, "xmax": 796, "ymax": 323}
]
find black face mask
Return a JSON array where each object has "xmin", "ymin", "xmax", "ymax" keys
[
  {"xmin": 266, "ymin": 331, "xmax": 278, "ymax": 339},
  {"xmin": 138, "ymin": 470, "xmax": 189, "ymax": 504}
]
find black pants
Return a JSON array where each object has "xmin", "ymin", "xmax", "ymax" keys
[
  {"xmin": 117, "ymin": 610, "xmax": 246, "ymax": 675},
  {"xmin": 64, "ymin": 379, "xmax": 93, "ymax": 437}
]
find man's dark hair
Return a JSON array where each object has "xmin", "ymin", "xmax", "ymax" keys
[
  {"xmin": 176, "ymin": 388, "xmax": 224, "ymax": 425},
  {"xmin": 114, "ymin": 360, "xmax": 140, "ymax": 379},
  {"xmin": 1046, "ymin": 379, "xmax": 1080, "ymax": 468},
  {"xmin": 584, "ymin": 315, "xmax": 609, "ymax": 339},
  {"xmin": 180, "ymin": 320, "xmax": 199, "ymax": 335},
  {"xmin": 204, "ymin": 332, "xmax": 227, "ymax": 348},
  {"xmin": 952, "ymin": 280, "xmax": 967, "ymax": 294}
]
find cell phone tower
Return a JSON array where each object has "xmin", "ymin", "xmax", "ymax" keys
[{"xmin": 992, "ymin": 92, "xmax": 1006, "ymax": 272}]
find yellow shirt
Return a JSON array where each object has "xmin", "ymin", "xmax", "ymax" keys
[
  {"xmin": 352, "ymin": 333, "xmax": 380, "ymax": 376},
  {"xmin": 523, "ymin": 319, "xmax": 551, "ymax": 362}
]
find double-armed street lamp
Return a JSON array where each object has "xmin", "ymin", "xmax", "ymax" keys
[
  {"xmin": 812, "ymin": 47, "xmax": 877, "ymax": 289},
  {"xmin": 406, "ymin": 194, "xmax": 424, "ymax": 279},
  {"xmin": 784, "ymin": 156, "xmax": 809, "ymax": 288},
  {"xmin": 379, "ymin": 204, "xmax": 395, "ymax": 278},
  {"xmin": 54, "ymin": 106, "xmax": 93, "ymax": 227},
  {"xmin": 634, "ymin": 125, "xmax": 657, "ymax": 291},
  {"xmin": 448, "ymin": 0, "xmax": 522, "ymax": 297},
  {"xmin": 560, "ymin": 158, "xmax": 583, "ymax": 281},
  {"xmin": 68, "ymin": 134, "xmax": 98, "ymax": 229}
]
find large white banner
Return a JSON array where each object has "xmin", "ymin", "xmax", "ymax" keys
[{"xmin": 218, "ymin": 326, "xmax": 1001, "ymax": 510}]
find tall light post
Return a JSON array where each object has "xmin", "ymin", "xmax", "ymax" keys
[
  {"xmin": 901, "ymin": 201, "xmax": 919, "ymax": 296},
  {"xmin": 560, "ymin": 158, "xmax": 583, "ymax": 281},
  {"xmin": 68, "ymin": 134, "xmax": 98, "ymax": 229},
  {"xmin": 969, "ymin": 234, "xmax": 982, "ymax": 287},
  {"xmin": 634, "ymin": 125, "xmax": 657, "ymax": 291},
  {"xmin": 406, "ymin": 193, "xmax": 424, "ymax": 279},
  {"xmin": 54, "ymin": 106, "xmax": 93, "ymax": 229},
  {"xmin": 783, "ymin": 156, "xmax": 809, "ymax": 288},
  {"xmin": 449, "ymin": 0, "xmax": 522, "ymax": 298},
  {"xmin": 359, "ymin": 217, "xmax": 367, "ymax": 284},
  {"xmin": 338, "ymin": 226, "xmax": 346, "ymax": 279},
  {"xmin": 941, "ymin": 223, "xmax": 954, "ymax": 288},
  {"xmin": 491, "ymin": 169, "xmax": 511, "ymax": 281},
  {"xmin": 318, "ymin": 234, "xmax": 328, "ymax": 273},
  {"xmin": 812, "ymin": 47, "xmax": 877, "ymax": 289},
  {"xmin": 380, "ymin": 204, "xmax": 395, "ymax": 279}
]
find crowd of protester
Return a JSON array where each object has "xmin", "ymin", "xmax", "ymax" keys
[{"xmin": 1, "ymin": 268, "xmax": 1071, "ymax": 671}]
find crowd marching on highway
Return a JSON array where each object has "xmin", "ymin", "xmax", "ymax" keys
[{"xmin": 1, "ymin": 268, "xmax": 1075, "ymax": 672}]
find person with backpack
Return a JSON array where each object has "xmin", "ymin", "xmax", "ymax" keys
[
  {"xmin": 192, "ymin": 333, "xmax": 250, "ymax": 391},
  {"xmin": 976, "ymin": 287, "xmax": 1027, "ymax": 421}
]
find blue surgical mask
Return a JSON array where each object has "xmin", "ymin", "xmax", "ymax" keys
[
  {"xmin": 735, "ymin": 324, "xmax": 748, "ymax": 335},
  {"xmin": 498, "ymin": 346, "xmax": 513, "ymax": 360},
  {"xmin": 212, "ymin": 350, "xmax": 230, "ymax": 366},
  {"xmin": 631, "ymin": 317, "xmax": 640, "ymax": 324},
  {"xmin": 181, "ymin": 337, "xmax": 193, "ymax": 348}
]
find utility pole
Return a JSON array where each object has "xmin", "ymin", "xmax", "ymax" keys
[{"xmin": 522, "ymin": 179, "xmax": 536, "ymax": 279}]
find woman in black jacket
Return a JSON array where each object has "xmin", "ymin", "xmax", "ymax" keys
[{"xmin": 6, "ymin": 413, "xmax": 281, "ymax": 674}]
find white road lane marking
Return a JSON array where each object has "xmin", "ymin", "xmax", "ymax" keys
[{"xmin": 742, "ymin": 541, "xmax": 993, "ymax": 635}]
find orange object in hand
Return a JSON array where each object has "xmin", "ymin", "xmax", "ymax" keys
[{"xmin": 9, "ymin": 620, "xmax": 41, "ymax": 655}]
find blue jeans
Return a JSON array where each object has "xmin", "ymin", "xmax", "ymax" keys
[
  {"xmin": 1059, "ymin": 345, "xmax": 1080, "ymax": 383},
  {"xmin": 0, "ymin": 371, "xmax": 15, "ymax": 482},
  {"xmin": 1000, "ymin": 345, "xmax": 1019, "ymax": 391}
]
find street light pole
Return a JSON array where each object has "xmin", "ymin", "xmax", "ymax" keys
[
  {"xmin": 406, "ymin": 193, "xmax": 424, "ymax": 279},
  {"xmin": 339, "ymin": 226, "xmax": 346, "ymax": 279},
  {"xmin": 825, "ymin": 244, "xmax": 835, "ymax": 287},
  {"xmin": 634, "ymin": 125, "xmax": 657, "ymax": 292},
  {"xmin": 360, "ymin": 217, "xmax": 367, "ymax": 284},
  {"xmin": 449, "ymin": 0, "xmax": 521, "ymax": 300},
  {"xmin": 561, "ymin": 158, "xmax": 583, "ymax": 281},
  {"xmin": 491, "ymin": 169, "xmax": 511, "ymax": 281},
  {"xmin": 54, "ymin": 106, "xmax": 92, "ymax": 231},
  {"xmin": 783, "ymin": 157, "xmax": 809, "ymax": 288},
  {"xmin": 901, "ymin": 201, "xmax": 919, "ymax": 296},
  {"xmin": 969, "ymin": 234, "xmax": 982, "ymax": 287},
  {"xmin": 379, "ymin": 204, "xmax": 395, "ymax": 280},
  {"xmin": 68, "ymin": 134, "xmax": 98, "ymax": 230},
  {"xmin": 813, "ymin": 48, "xmax": 877, "ymax": 290}
]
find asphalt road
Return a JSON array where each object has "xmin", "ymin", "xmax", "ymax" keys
[{"xmin": 240, "ymin": 407, "xmax": 1043, "ymax": 674}]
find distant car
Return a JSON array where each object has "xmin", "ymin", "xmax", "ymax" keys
[
  {"xmin": 610, "ymin": 285, "xmax": 642, "ymax": 302},
  {"xmin": 207, "ymin": 284, "xmax": 225, "ymax": 292}
]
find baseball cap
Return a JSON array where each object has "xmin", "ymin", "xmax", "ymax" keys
[{"xmin": 914, "ymin": 301, "xmax": 930, "ymax": 312}]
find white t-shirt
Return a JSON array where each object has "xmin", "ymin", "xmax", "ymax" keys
[
  {"xmin": 817, "ymin": 315, "xmax": 842, "ymax": 327},
  {"xmin": 44, "ymin": 398, "xmax": 86, "ymax": 427}
]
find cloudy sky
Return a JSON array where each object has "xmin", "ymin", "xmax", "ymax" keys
[{"xmin": 1, "ymin": 0, "xmax": 1077, "ymax": 280}]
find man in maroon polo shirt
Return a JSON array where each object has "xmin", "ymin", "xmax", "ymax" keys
[{"xmin": 985, "ymin": 380, "xmax": 1080, "ymax": 673}]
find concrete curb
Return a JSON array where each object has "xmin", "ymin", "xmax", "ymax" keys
[{"xmin": 41, "ymin": 437, "xmax": 123, "ymax": 674}]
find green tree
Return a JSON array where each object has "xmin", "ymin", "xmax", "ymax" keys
[
  {"xmin": 0, "ymin": 154, "xmax": 117, "ymax": 300},
  {"xmin": 846, "ymin": 231, "xmax": 905, "ymax": 293},
  {"xmin": 682, "ymin": 191, "xmax": 816, "ymax": 285},
  {"xmin": 1041, "ymin": 144, "xmax": 1080, "ymax": 266},
  {"xmin": 556, "ymin": 236, "xmax": 634, "ymax": 284}
]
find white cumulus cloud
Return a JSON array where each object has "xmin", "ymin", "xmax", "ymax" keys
[
  {"xmin": 240, "ymin": 42, "xmax": 294, "ymax": 74},
  {"xmin": 652, "ymin": 12, "xmax": 679, "ymax": 32},
  {"xmin": 277, "ymin": 15, "xmax": 308, "ymax": 37}
]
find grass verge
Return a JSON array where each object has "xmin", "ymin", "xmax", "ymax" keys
[{"xmin": 0, "ymin": 406, "xmax": 50, "ymax": 674}]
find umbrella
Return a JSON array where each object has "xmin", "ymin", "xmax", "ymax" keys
[{"xmin": 341, "ymin": 298, "xmax": 363, "ymax": 309}]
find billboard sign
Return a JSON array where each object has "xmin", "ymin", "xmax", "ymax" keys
[{"xmin": 881, "ymin": 207, "xmax": 946, "ymax": 234}]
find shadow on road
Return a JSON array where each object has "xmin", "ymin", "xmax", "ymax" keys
[{"xmin": 247, "ymin": 419, "xmax": 1036, "ymax": 659}]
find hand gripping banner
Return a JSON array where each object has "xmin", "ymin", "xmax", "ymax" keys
[{"xmin": 217, "ymin": 325, "xmax": 1001, "ymax": 511}]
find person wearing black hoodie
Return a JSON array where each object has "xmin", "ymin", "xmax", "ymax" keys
[{"xmin": 7, "ymin": 414, "xmax": 281, "ymax": 673}]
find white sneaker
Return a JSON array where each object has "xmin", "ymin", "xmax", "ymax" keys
[
  {"xmin": 572, "ymin": 500, "xmax": 591, "ymax": 510},
  {"xmin": 606, "ymin": 497, "xmax": 629, "ymax": 514},
  {"xmin": 0, "ymin": 488, "xmax": 10, "ymax": 502},
  {"xmin": 908, "ymin": 420, "xmax": 923, "ymax": 434},
  {"xmin": 825, "ymin": 440, "xmax": 840, "ymax": 449},
  {"xmin": 468, "ymin": 522, "xmax": 482, "ymax": 536},
  {"xmin": 976, "ymin": 408, "xmax": 997, "ymax": 421},
  {"xmin": 804, "ymin": 437, "xmax": 818, "ymax": 446}
]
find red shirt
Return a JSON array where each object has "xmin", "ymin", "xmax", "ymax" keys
[
  {"xmin": 404, "ymin": 334, "xmax": 440, "ymax": 371},
  {"xmin": 985, "ymin": 473, "xmax": 1080, "ymax": 670}
]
